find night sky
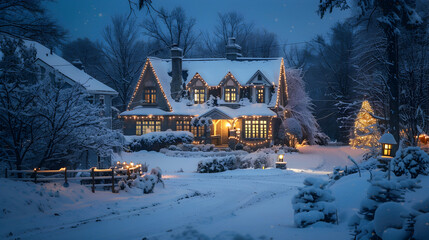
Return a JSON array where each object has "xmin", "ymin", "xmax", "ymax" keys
[{"xmin": 45, "ymin": 0, "xmax": 350, "ymax": 45}]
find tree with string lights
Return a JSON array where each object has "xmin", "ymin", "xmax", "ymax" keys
[{"xmin": 350, "ymin": 100, "xmax": 380, "ymax": 149}]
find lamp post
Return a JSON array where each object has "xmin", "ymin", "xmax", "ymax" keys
[
  {"xmin": 276, "ymin": 150, "xmax": 287, "ymax": 169},
  {"xmin": 378, "ymin": 132, "xmax": 397, "ymax": 179}
]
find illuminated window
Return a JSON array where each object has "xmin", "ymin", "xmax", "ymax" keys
[
  {"xmin": 257, "ymin": 88, "xmax": 265, "ymax": 103},
  {"xmin": 194, "ymin": 88, "xmax": 205, "ymax": 104},
  {"xmin": 244, "ymin": 120, "xmax": 267, "ymax": 139},
  {"xmin": 224, "ymin": 87, "xmax": 237, "ymax": 102},
  {"xmin": 191, "ymin": 126, "xmax": 205, "ymax": 137},
  {"xmin": 176, "ymin": 120, "xmax": 190, "ymax": 132},
  {"xmin": 383, "ymin": 144, "xmax": 392, "ymax": 156},
  {"xmin": 136, "ymin": 120, "xmax": 161, "ymax": 135},
  {"xmin": 144, "ymin": 88, "xmax": 157, "ymax": 103}
]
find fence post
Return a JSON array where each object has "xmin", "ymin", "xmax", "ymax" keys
[
  {"xmin": 63, "ymin": 167, "xmax": 69, "ymax": 187},
  {"xmin": 91, "ymin": 168, "xmax": 95, "ymax": 193},
  {"xmin": 111, "ymin": 168, "xmax": 115, "ymax": 193},
  {"xmin": 5, "ymin": 168, "xmax": 7, "ymax": 178},
  {"xmin": 34, "ymin": 168, "xmax": 38, "ymax": 183}
]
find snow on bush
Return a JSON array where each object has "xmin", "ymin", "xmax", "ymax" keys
[
  {"xmin": 197, "ymin": 156, "xmax": 238, "ymax": 173},
  {"xmin": 126, "ymin": 130, "xmax": 193, "ymax": 152},
  {"xmin": 238, "ymin": 152, "xmax": 274, "ymax": 169},
  {"xmin": 373, "ymin": 202, "xmax": 409, "ymax": 239},
  {"xmin": 413, "ymin": 213, "xmax": 429, "ymax": 240},
  {"xmin": 118, "ymin": 167, "xmax": 164, "ymax": 194},
  {"xmin": 392, "ymin": 147, "xmax": 429, "ymax": 178},
  {"xmin": 292, "ymin": 177, "xmax": 337, "ymax": 228},
  {"xmin": 331, "ymin": 157, "xmax": 378, "ymax": 181}
]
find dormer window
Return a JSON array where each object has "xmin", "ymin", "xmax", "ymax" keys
[
  {"xmin": 144, "ymin": 88, "xmax": 156, "ymax": 103},
  {"xmin": 193, "ymin": 88, "xmax": 205, "ymax": 104},
  {"xmin": 257, "ymin": 88, "xmax": 265, "ymax": 103},
  {"xmin": 257, "ymin": 74, "xmax": 262, "ymax": 81},
  {"xmin": 224, "ymin": 87, "xmax": 237, "ymax": 102}
]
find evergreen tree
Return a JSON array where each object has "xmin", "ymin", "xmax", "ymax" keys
[{"xmin": 350, "ymin": 100, "xmax": 380, "ymax": 149}]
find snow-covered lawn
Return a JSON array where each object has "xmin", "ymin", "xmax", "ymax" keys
[{"xmin": 1, "ymin": 146, "xmax": 427, "ymax": 240}]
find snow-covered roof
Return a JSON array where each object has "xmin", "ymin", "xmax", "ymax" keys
[
  {"xmin": 120, "ymin": 103, "xmax": 276, "ymax": 118},
  {"xmin": 25, "ymin": 40, "xmax": 117, "ymax": 95},
  {"xmin": 379, "ymin": 133, "xmax": 397, "ymax": 144},
  {"xmin": 146, "ymin": 57, "xmax": 282, "ymax": 114},
  {"xmin": 150, "ymin": 57, "xmax": 282, "ymax": 86}
]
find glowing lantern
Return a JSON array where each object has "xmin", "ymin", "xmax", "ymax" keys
[
  {"xmin": 276, "ymin": 150, "xmax": 287, "ymax": 169},
  {"xmin": 379, "ymin": 133, "xmax": 397, "ymax": 158}
]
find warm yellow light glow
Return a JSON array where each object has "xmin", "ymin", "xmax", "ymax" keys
[
  {"xmin": 350, "ymin": 100, "xmax": 380, "ymax": 149},
  {"xmin": 130, "ymin": 162, "xmax": 134, "ymax": 166},
  {"xmin": 226, "ymin": 122, "xmax": 231, "ymax": 128}
]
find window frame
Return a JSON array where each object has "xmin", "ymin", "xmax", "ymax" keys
[
  {"xmin": 191, "ymin": 125, "xmax": 205, "ymax": 138},
  {"xmin": 224, "ymin": 87, "xmax": 237, "ymax": 102},
  {"xmin": 193, "ymin": 87, "xmax": 206, "ymax": 104},
  {"xmin": 136, "ymin": 120, "xmax": 161, "ymax": 135},
  {"xmin": 244, "ymin": 119, "xmax": 268, "ymax": 139},
  {"xmin": 143, "ymin": 87, "xmax": 157, "ymax": 104},
  {"xmin": 256, "ymin": 87, "xmax": 265, "ymax": 103},
  {"xmin": 176, "ymin": 120, "xmax": 191, "ymax": 132}
]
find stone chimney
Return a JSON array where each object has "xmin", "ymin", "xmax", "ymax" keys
[
  {"xmin": 170, "ymin": 44, "xmax": 183, "ymax": 101},
  {"xmin": 226, "ymin": 37, "xmax": 242, "ymax": 60}
]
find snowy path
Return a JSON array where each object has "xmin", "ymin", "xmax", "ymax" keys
[{"xmin": 2, "ymin": 146, "xmax": 365, "ymax": 240}]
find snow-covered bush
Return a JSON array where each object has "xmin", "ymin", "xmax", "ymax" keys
[
  {"xmin": 413, "ymin": 213, "xmax": 429, "ymax": 240},
  {"xmin": 292, "ymin": 177, "xmax": 337, "ymax": 228},
  {"xmin": 238, "ymin": 152, "xmax": 273, "ymax": 169},
  {"xmin": 373, "ymin": 202, "xmax": 409, "ymax": 239},
  {"xmin": 392, "ymin": 147, "xmax": 429, "ymax": 178},
  {"xmin": 330, "ymin": 157, "xmax": 378, "ymax": 181},
  {"xmin": 117, "ymin": 167, "xmax": 163, "ymax": 194},
  {"xmin": 197, "ymin": 156, "xmax": 238, "ymax": 173},
  {"xmin": 127, "ymin": 131, "xmax": 193, "ymax": 152}
]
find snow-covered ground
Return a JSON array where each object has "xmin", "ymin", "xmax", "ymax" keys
[{"xmin": 1, "ymin": 146, "xmax": 427, "ymax": 240}]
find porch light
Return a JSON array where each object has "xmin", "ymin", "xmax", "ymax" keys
[
  {"xmin": 226, "ymin": 122, "xmax": 231, "ymax": 128},
  {"xmin": 379, "ymin": 133, "xmax": 397, "ymax": 158},
  {"xmin": 276, "ymin": 150, "xmax": 287, "ymax": 169}
]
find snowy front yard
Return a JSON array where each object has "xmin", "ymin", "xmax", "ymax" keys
[{"xmin": 1, "ymin": 146, "xmax": 427, "ymax": 240}]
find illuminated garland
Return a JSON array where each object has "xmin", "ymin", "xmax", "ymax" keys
[
  {"xmin": 275, "ymin": 58, "xmax": 287, "ymax": 109},
  {"xmin": 127, "ymin": 59, "xmax": 173, "ymax": 111}
]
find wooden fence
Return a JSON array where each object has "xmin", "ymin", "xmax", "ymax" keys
[{"xmin": 4, "ymin": 166, "xmax": 142, "ymax": 193}]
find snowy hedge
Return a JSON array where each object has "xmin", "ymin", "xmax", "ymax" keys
[
  {"xmin": 117, "ymin": 167, "xmax": 164, "ymax": 194},
  {"xmin": 197, "ymin": 156, "xmax": 238, "ymax": 173},
  {"xmin": 292, "ymin": 177, "xmax": 337, "ymax": 228},
  {"xmin": 392, "ymin": 147, "xmax": 429, "ymax": 178},
  {"xmin": 126, "ymin": 131, "xmax": 194, "ymax": 152}
]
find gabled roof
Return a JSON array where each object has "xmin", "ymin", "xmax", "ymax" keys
[
  {"xmin": 25, "ymin": 40, "xmax": 117, "ymax": 95},
  {"xmin": 150, "ymin": 57, "xmax": 282, "ymax": 86}
]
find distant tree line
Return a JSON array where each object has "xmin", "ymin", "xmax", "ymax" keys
[{"xmin": 285, "ymin": 0, "xmax": 429, "ymax": 146}]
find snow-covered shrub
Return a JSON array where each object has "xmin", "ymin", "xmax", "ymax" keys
[
  {"xmin": 283, "ymin": 118, "xmax": 303, "ymax": 148},
  {"xmin": 292, "ymin": 177, "xmax": 337, "ymax": 228},
  {"xmin": 392, "ymin": 147, "xmax": 429, "ymax": 178},
  {"xmin": 413, "ymin": 213, "xmax": 429, "ymax": 240},
  {"xmin": 117, "ymin": 167, "xmax": 163, "ymax": 194},
  {"xmin": 127, "ymin": 131, "xmax": 193, "ymax": 152},
  {"xmin": 351, "ymin": 177, "xmax": 420, "ymax": 239},
  {"xmin": 238, "ymin": 152, "xmax": 273, "ymax": 169},
  {"xmin": 197, "ymin": 156, "xmax": 238, "ymax": 173},
  {"xmin": 330, "ymin": 157, "xmax": 378, "ymax": 181}
]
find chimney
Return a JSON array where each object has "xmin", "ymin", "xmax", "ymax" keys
[
  {"xmin": 226, "ymin": 37, "xmax": 242, "ymax": 60},
  {"xmin": 170, "ymin": 44, "xmax": 183, "ymax": 101}
]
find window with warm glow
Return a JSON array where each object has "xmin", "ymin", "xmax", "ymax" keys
[
  {"xmin": 244, "ymin": 120, "xmax": 267, "ymax": 139},
  {"xmin": 224, "ymin": 87, "xmax": 237, "ymax": 102},
  {"xmin": 136, "ymin": 120, "xmax": 161, "ymax": 135},
  {"xmin": 257, "ymin": 88, "xmax": 265, "ymax": 103},
  {"xmin": 191, "ymin": 125, "xmax": 205, "ymax": 137},
  {"xmin": 383, "ymin": 144, "xmax": 392, "ymax": 156},
  {"xmin": 194, "ymin": 88, "xmax": 205, "ymax": 104},
  {"xmin": 144, "ymin": 88, "xmax": 157, "ymax": 103},
  {"xmin": 176, "ymin": 120, "xmax": 190, "ymax": 132}
]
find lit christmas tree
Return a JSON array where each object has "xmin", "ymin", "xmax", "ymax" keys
[{"xmin": 350, "ymin": 100, "xmax": 380, "ymax": 148}]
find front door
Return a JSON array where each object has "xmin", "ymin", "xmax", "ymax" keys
[{"xmin": 211, "ymin": 120, "xmax": 230, "ymax": 146}]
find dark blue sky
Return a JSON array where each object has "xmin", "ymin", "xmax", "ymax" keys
[{"xmin": 46, "ymin": 0, "xmax": 350, "ymax": 44}]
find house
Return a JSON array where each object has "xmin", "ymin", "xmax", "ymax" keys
[
  {"xmin": 26, "ymin": 40, "xmax": 118, "ymax": 167},
  {"xmin": 120, "ymin": 38, "xmax": 288, "ymax": 148}
]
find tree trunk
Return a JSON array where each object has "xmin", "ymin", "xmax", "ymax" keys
[{"xmin": 386, "ymin": 32, "xmax": 400, "ymax": 145}]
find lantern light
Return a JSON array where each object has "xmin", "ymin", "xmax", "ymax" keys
[
  {"xmin": 276, "ymin": 150, "xmax": 287, "ymax": 169},
  {"xmin": 379, "ymin": 133, "xmax": 397, "ymax": 158}
]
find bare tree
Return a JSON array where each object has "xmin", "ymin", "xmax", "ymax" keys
[
  {"xmin": 142, "ymin": 7, "xmax": 198, "ymax": 56},
  {"xmin": 201, "ymin": 11, "xmax": 253, "ymax": 57},
  {"xmin": 0, "ymin": 0, "xmax": 66, "ymax": 47},
  {"xmin": 99, "ymin": 15, "xmax": 147, "ymax": 111}
]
